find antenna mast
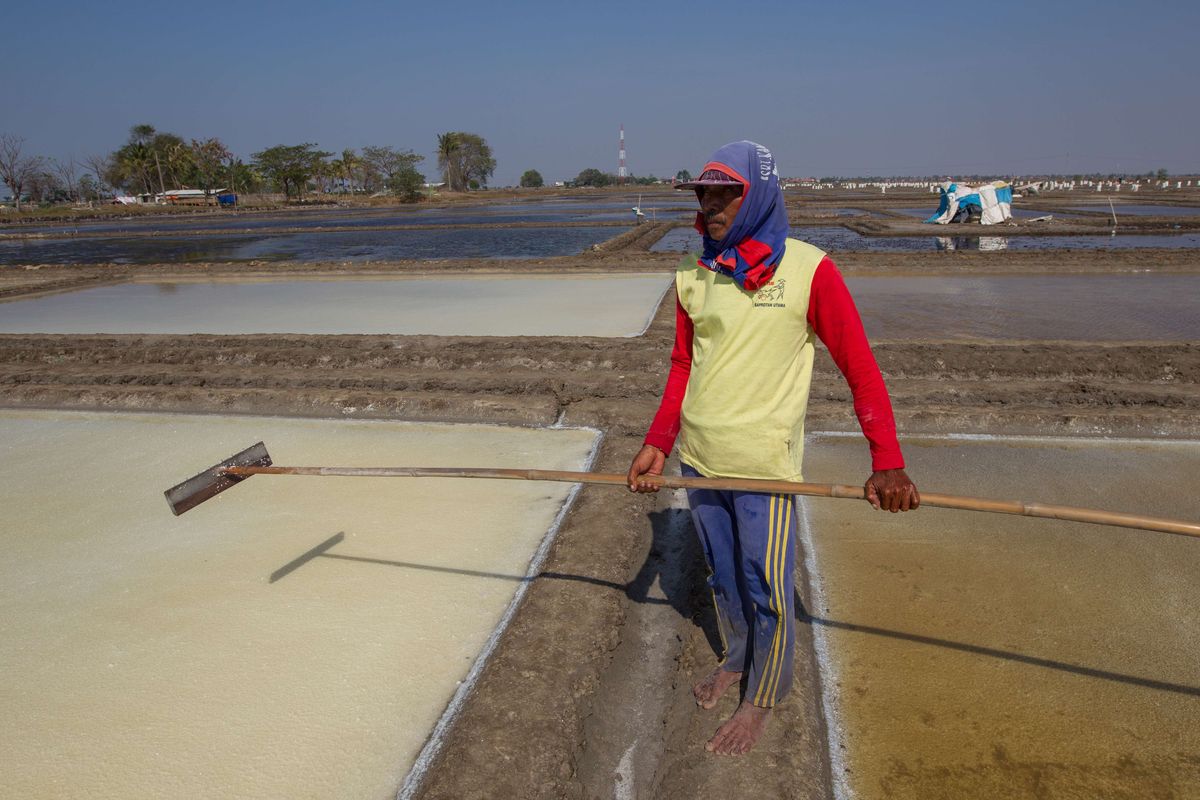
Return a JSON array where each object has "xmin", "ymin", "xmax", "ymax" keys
[{"xmin": 618, "ymin": 124, "xmax": 627, "ymax": 183}]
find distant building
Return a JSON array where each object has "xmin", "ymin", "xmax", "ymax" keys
[
  {"xmin": 110, "ymin": 189, "xmax": 227, "ymax": 205},
  {"xmin": 159, "ymin": 188, "xmax": 226, "ymax": 205}
]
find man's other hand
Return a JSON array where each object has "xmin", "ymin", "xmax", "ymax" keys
[
  {"xmin": 627, "ymin": 445, "xmax": 666, "ymax": 493},
  {"xmin": 865, "ymin": 469, "xmax": 920, "ymax": 512}
]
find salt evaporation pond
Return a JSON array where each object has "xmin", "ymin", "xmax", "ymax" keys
[
  {"xmin": 0, "ymin": 410, "xmax": 599, "ymax": 799},
  {"xmin": 650, "ymin": 225, "xmax": 1200, "ymax": 252},
  {"xmin": 793, "ymin": 207, "xmax": 872, "ymax": 218},
  {"xmin": 890, "ymin": 207, "xmax": 1062, "ymax": 219},
  {"xmin": 845, "ymin": 274, "xmax": 1200, "ymax": 341},
  {"xmin": 0, "ymin": 274, "xmax": 671, "ymax": 336},
  {"xmin": 6, "ymin": 200, "xmax": 690, "ymax": 236},
  {"xmin": 0, "ymin": 225, "xmax": 619, "ymax": 265},
  {"xmin": 800, "ymin": 433, "xmax": 1200, "ymax": 798},
  {"xmin": 1068, "ymin": 204, "xmax": 1200, "ymax": 217}
]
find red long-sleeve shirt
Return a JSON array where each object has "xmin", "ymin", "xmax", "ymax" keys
[{"xmin": 644, "ymin": 256, "xmax": 905, "ymax": 472}]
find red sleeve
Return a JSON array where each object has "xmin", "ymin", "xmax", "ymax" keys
[
  {"xmin": 643, "ymin": 292, "xmax": 693, "ymax": 453},
  {"xmin": 807, "ymin": 257, "xmax": 906, "ymax": 471}
]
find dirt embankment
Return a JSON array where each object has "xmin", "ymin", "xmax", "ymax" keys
[
  {"xmin": 2, "ymin": 329, "xmax": 1196, "ymax": 440},
  {"xmin": 3, "ymin": 244, "xmax": 1199, "ymax": 306},
  {"xmin": 1, "ymin": 242, "xmax": 1198, "ymax": 799}
]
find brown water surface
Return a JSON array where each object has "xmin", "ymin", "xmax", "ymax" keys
[
  {"xmin": 801, "ymin": 434, "xmax": 1200, "ymax": 799},
  {"xmin": 847, "ymin": 275, "xmax": 1200, "ymax": 341}
]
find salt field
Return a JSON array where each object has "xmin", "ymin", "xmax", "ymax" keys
[
  {"xmin": 2, "ymin": 191, "xmax": 1197, "ymax": 800},
  {"xmin": 1068, "ymin": 204, "xmax": 1200, "ymax": 217},
  {"xmin": 0, "ymin": 225, "xmax": 621, "ymax": 265},
  {"xmin": 0, "ymin": 274, "xmax": 671, "ymax": 336},
  {"xmin": 793, "ymin": 207, "xmax": 871, "ymax": 218},
  {"xmin": 845, "ymin": 274, "xmax": 1200, "ymax": 341},
  {"xmin": 2, "ymin": 200, "xmax": 691, "ymax": 236},
  {"xmin": 650, "ymin": 225, "xmax": 1200, "ymax": 253},
  {"xmin": 0, "ymin": 410, "xmax": 599, "ymax": 799},
  {"xmin": 6, "ymin": 0, "xmax": 1200, "ymax": 792},
  {"xmin": 890, "ymin": 207, "xmax": 1065, "ymax": 219},
  {"xmin": 800, "ymin": 433, "xmax": 1200, "ymax": 798}
]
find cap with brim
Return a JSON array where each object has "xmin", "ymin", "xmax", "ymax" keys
[{"xmin": 674, "ymin": 168, "xmax": 743, "ymax": 192}]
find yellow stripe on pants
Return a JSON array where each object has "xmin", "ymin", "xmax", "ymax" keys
[
  {"xmin": 755, "ymin": 494, "xmax": 785, "ymax": 706},
  {"xmin": 763, "ymin": 495, "xmax": 792, "ymax": 705}
]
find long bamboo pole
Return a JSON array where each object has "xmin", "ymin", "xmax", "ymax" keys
[{"xmin": 222, "ymin": 465, "xmax": 1200, "ymax": 539}]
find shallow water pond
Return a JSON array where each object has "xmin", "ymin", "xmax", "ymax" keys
[
  {"xmin": 845, "ymin": 274, "xmax": 1200, "ymax": 341},
  {"xmin": 650, "ymin": 225, "xmax": 1200, "ymax": 253},
  {"xmin": 1068, "ymin": 204, "xmax": 1200, "ymax": 217},
  {"xmin": 801, "ymin": 433, "xmax": 1200, "ymax": 799},
  {"xmin": 890, "ymin": 207, "xmax": 1062, "ymax": 220},
  {"xmin": 0, "ymin": 225, "xmax": 621, "ymax": 264},
  {"xmin": 5, "ymin": 200, "xmax": 691, "ymax": 236}
]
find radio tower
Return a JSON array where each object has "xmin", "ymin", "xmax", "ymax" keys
[{"xmin": 618, "ymin": 124, "xmax": 628, "ymax": 183}]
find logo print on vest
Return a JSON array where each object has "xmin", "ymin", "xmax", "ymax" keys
[{"xmin": 753, "ymin": 278, "xmax": 786, "ymax": 308}]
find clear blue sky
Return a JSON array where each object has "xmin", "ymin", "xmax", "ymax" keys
[{"xmin": 5, "ymin": 0, "xmax": 1197, "ymax": 184}]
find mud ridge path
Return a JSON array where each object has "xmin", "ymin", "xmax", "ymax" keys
[{"xmin": 1, "ymin": 246, "xmax": 1198, "ymax": 799}]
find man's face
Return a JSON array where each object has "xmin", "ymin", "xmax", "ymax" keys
[{"xmin": 698, "ymin": 184, "xmax": 743, "ymax": 241}]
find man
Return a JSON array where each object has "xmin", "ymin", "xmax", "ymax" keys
[{"xmin": 627, "ymin": 141, "xmax": 919, "ymax": 756}]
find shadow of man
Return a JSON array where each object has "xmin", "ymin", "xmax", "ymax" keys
[
  {"xmin": 621, "ymin": 505, "xmax": 818, "ymax": 703},
  {"xmin": 624, "ymin": 506, "xmax": 734, "ymax": 658}
]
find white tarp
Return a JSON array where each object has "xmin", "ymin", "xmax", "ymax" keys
[{"xmin": 926, "ymin": 181, "xmax": 1013, "ymax": 225}]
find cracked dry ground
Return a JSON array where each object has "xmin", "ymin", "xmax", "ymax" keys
[{"xmin": 1, "ymin": 246, "xmax": 1197, "ymax": 799}]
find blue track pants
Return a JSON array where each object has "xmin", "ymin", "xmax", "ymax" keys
[{"xmin": 683, "ymin": 463, "xmax": 797, "ymax": 708}]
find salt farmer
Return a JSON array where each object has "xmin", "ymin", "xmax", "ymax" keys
[{"xmin": 627, "ymin": 141, "xmax": 919, "ymax": 755}]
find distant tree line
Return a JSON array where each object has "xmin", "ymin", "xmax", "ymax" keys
[
  {"xmin": 8, "ymin": 124, "xmax": 1184, "ymax": 209},
  {"xmin": 0, "ymin": 125, "xmax": 506, "ymax": 207},
  {"xmin": 571, "ymin": 168, "xmax": 664, "ymax": 188}
]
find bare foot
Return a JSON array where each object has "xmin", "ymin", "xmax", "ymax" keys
[
  {"xmin": 705, "ymin": 701, "xmax": 771, "ymax": 755},
  {"xmin": 692, "ymin": 667, "xmax": 742, "ymax": 710}
]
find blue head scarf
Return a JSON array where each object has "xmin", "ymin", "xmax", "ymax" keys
[{"xmin": 693, "ymin": 140, "xmax": 789, "ymax": 291}]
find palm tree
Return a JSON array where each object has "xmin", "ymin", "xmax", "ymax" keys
[
  {"xmin": 312, "ymin": 160, "xmax": 334, "ymax": 195},
  {"xmin": 129, "ymin": 124, "xmax": 156, "ymax": 146},
  {"xmin": 340, "ymin": 148, "xmax": 360, "ymax": 193},
  {"xmin": 437, "ymin": 132, "xmax": 461, "ymax": 191},
  {"xmin": 329, "ymin": 158, "xmax": 344, "ymax": 192},
  {"xmin": 120, "ymin": 141, "xmax": 155, "ymax": 195}
]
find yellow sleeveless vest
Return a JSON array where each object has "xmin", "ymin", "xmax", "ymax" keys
[{"xmin": 676, "ymin": 238, "xmax": 826, "ymax": 481}]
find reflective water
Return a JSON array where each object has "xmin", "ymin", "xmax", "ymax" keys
[
  {"xmin": 1068, "ymin": 204, "xmax": 1200, "ymax": 217},
  {"xmin": 649, "ymin": 225, "xmax": 1200, "ymax": 252},
  {"xmin": 845, "ymin": 274, "xmax": 1200, "ymax": 340},
  {"xmin": 5, "ymin": 200, "xmax": 692, "ymax": 236},
  {"xmin": 0, "ymin": 274, "xmax": 672, "ymax": 336},
  {"xmin": 802, "ymin": 434, "xmax": 1200, "ymax": 799},
  {"xmin": 794, "ymin": 207, "xmax": 871, "ymax": 217},
  {"xmin": 890, "ymin": 207, "xmax": 1060, "ymax": 219},
  {"xmin": 0, "ymin": 225, "xmax": 620, "ymax": 264},
  {"xmin": 0, "ymin": 409, "xmax": 599, "ymax": 800}
]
